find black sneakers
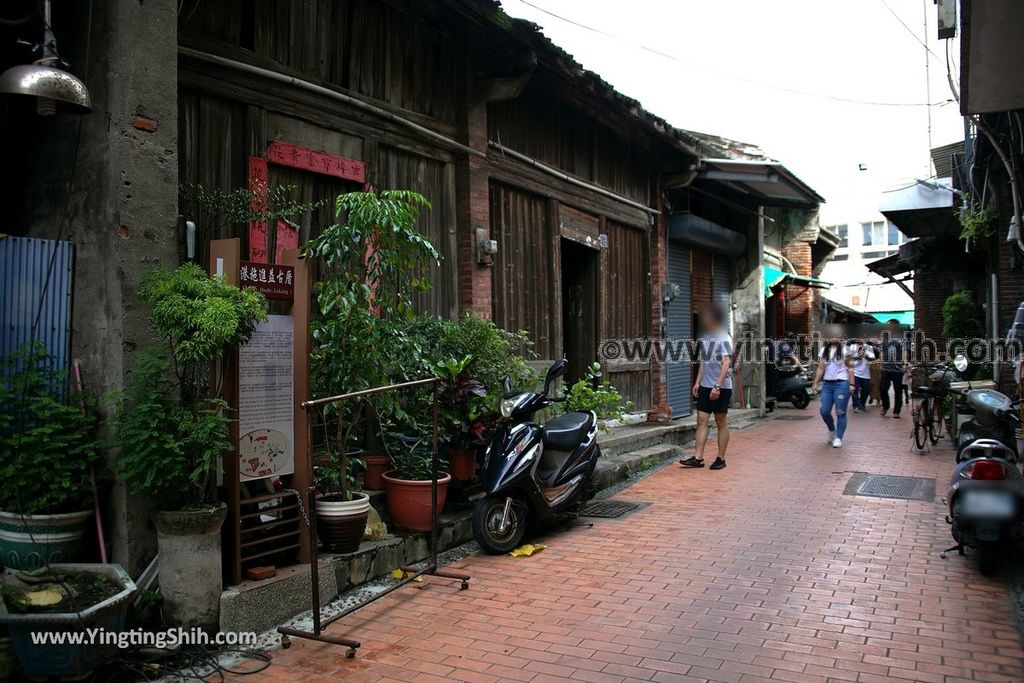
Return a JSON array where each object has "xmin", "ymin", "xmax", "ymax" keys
[
  {"xmin": 679, "ymin": 456, "xmax": 704, "ymax": 468},
  {"xmin": 710, "ymin": 457, "xmax": 727, "ymax": 470}
]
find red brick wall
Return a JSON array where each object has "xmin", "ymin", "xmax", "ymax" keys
[
  {"xmin": 782, "ymin": 241, "xmax": 813, "ymax": 336},
  {"xmin": 649, "ymin": 210, "xmax": 670, "ymax": 422},
  {"xmin": 914, "ymin": 267, "xmax": 954, "ymax": 346},
  {"xmin": 455, "ymin": 83, "xmax": 492, "ymax": 318}
]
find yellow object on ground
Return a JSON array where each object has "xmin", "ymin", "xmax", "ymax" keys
[
  {"xmin": 509, "ymin": 544, "xmax": 546, "ymax": 557},
  {"xmin": 390, "ymin": 569, "xmax": 422, "ymax": 582},
  {"xmin": 363, "ymin": 507, "xmax": 388, "ymax": 541}
]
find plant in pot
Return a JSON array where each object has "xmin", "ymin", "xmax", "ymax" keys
[
  {"xmin": 109, "ymin": 263, "xmax": 267, "ymax": 630},
  {"xmin": 382, "ymin": 438, "xmax": 450, "ymax": 532},
  {"xmin": 430, "ymin": 355, "xmax": 488, "ymax": 482},
  {"xmin": 304, "ymin": 189, "xmax": 439, "ymax": 539},
  {"xmin": 0, "ymin": 343, "xmax": 101, "ymax": 570}
]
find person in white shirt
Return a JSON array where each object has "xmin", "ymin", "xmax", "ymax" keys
[
  {"xmin": 850, "ymin": 340, "xmax": 874, "ymax": 413},
  {"xmin": 811, "ymin": 332, "xmax": 856, "ymax": 448},
  {"xmin": 679, "ymin": 303, "xmax": 733, "ymax": 470}
]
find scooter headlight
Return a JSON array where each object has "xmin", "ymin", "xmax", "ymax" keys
[{"xmin": 500, "ymin": 397, "xmax": 517, "ymax": 418}]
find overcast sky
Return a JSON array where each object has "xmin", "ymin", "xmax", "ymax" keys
[{"xmin": 500, "ymin": 0, "xmax": 964, "ymax": 224}]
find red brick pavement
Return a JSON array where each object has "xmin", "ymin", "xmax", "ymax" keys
[{"xmin": 239, "ymin": 408, "xmax": 1024, "ymax": 682}]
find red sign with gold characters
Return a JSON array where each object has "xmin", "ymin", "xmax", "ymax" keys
[
  {"xmin": 239, "ymin": 261, "xmax": 294, "ymax": 300},
  {"xmin": 266, "ymin": 141, "xmax": 365, "ymax": 183}
]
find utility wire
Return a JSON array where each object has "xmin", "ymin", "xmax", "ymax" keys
[
  {"xmin": 878, "ymin": 0, "xmax": 943, "ymax": 62},
  {"xmin": 516, "ymin": 0, "xmax": 952, "ymax": 108}
]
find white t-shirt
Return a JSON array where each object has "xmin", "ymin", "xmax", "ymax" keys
[
  {"xmin": 699, "ymin": 331, "xmax": 734, "ymax": 389},
  {"xmin": 819, "ymin": 346, "xmax": 850, "ymax": 382},
  {"xmin": 851, "ymin": 343, "xmax": 874, "ymax": 380}
]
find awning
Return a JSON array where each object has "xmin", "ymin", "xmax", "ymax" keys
[
  {"xmin": 699, "ymin": 159, "xmax": 824, "ymax": 209},
  {"xmin": 763, "ymin": 266, "xmax": 832, "ymax": 297},
  {"xmin": 879, "ymin": 178, "xmax": 960, "ymax": 238},
  {"xmin": 863, "ymin": 252, "xmax": 913, "ymax": 279},
  {"xmin": 871, "ymin": 310, "xmax": 915, "ymax": 326}
]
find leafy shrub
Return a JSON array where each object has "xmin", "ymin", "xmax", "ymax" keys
[
  {"xmin": 564, "ymin": 363, "xmax": 632, "ymax": 422},
  {"xmin": 0, "ymin": 343, "xmax": 99, "ymax": 515},
  {"xmin": 110, "ymin": 264, "xmax": 268, "ymax": 510},
  {"xmin": 942, "ymin": 290, "xmax": 983, "ymax": 339},
  {"xmin": 389, "ymin": 439, "xmax": 448, "ymax": 481}
]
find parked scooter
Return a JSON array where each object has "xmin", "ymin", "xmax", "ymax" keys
[
  {"xmin": 774, "ymin": 365, "xmax": 813, "ymax": 409},
  {"xmin": 944, "ymin": 356, "xmax": 1024, "ymax": 575},
  {"xmin": 472, "ymin": 359, "xmax": 601, "ymax": 554}
]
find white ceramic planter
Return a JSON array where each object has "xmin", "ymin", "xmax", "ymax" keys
[
  {"xmin": 0, "ymin": 509, "xmax": 93, "ymax": 570},
  {"xmin": 316, "ymin": 492, "xmax": 371, "ymax": 517}
]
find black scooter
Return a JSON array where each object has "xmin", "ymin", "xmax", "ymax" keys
[
  {"xmin": 944, "ymin": 356, "xmax": 1024, "ymax": 575},
  {"xmin": 774, "ymin": 365, "xmax": 812, "ymax": 409},
  {"xmin": 472, "ymin": 359, "xmax": 601, "ymax": 554}
]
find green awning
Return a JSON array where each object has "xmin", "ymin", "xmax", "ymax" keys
[
  {"xmin": 870, "ymin": 310, "xmax": 915, "ymax": 326},
  {"xmin": 763, "ymin": 266, "xmax": 832, "ymax": 297}
]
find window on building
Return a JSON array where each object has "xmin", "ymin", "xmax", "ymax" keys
[
  {"xmin": 862, "ymin": 220, "xmax": 889, "ymax": 247},
  {"xmin": 863, "ymin": 250, "xmax": 889, "ymax": 260},
  {"xmin": 852, "ymin": 295, "xmax": 861, "ymax": 305},
  {"xmin": 836, "ymin": 224, "xmax": 848, "ymax": 248},
  {"xmin": 888, "ymin": 222, "xmax": 901, "ymax": 246},
  {"xmin": 861, "ymin": 222, "xmax": 873, "ymax": 246},
  {"xmin": 831, "ymin": 253, "xmax": 849, "ymax": 261}
]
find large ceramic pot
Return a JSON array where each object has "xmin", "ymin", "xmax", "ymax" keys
[
  {"xmin": 382, "ymin": 471, "xmax": 451, "ymax": 532},
  {"xmin": 0, "ymin": 509, "xmax": 93, "ymax": 570},
  {"xmin": 0, "ymin": 563, "xmax": 136, "ymax": 680},
  {"xmin": 447, "ymin": 448, "xmax": 477, "ymax": 481},
  {"xmin": 316, "ymin": 492, "xmax": 370, "ymax": 553},
  {"xmin": 153, "ymin": 502, "xmax": 227, "ymax": 631},
  {"xmin": 362, "ymin": 452, "xmax": 391, "ymax": 491}
]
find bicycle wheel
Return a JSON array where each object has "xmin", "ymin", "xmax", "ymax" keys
[
  {"xmin": 913, "ymin": 401, "xmax": 928, "ymax": 450},
  {"xmin": 928, "ymin": 396, "xmax": 944, "ymax": 443}
]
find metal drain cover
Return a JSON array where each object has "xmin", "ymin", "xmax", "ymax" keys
[
  {"xmin": 843, "ymin": 473, "xmax": 935, "ymax": 501},
  {"xmin": 774, "ymin": 415, "xmax": 814, "ymax": 421},
  {"xmin": 580, "ymin": 500, "xmax": 646, "ymax": 519}
]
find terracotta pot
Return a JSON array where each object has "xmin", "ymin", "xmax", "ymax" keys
[
  {"xmin": 447, "ymin": 448, "xmax": 477, "ymax": 481},
  {"xmin": 316, "ymin": 493, "xmax": 370, "ymax": 553},
  {"xmin": 382, "ymin": 471, "xmax": 451, "ymax": 532},
  {"xmin": 362, "ymin": 452, "xmax": 391, "ymax": 491}
]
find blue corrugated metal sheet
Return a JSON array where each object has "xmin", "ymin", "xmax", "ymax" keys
[
  {"xmin": 0, "ymin": 235, "xmax": 75, "ymax": 371},
  {"xmin": 666, "ymin": 242, "xmax": 691, "ymax": 418}
]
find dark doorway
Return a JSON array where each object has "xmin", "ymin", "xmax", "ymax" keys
[{"xmin": 561, "ymin": 239, "xmax": 600, "ymax": 385}]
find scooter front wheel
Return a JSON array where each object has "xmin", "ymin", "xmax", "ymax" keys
[
  {"xmin": 472, "ymin": 496, "xmax": 527, "ymax": 554},
  {"xmin": 790, "ymin": 392, "xmax": 810, "ymax": 409}
]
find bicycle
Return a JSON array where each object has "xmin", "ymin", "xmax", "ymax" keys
[{"xmin": 909, "ymin": 362, "xmax": 955, "ymax": 450}]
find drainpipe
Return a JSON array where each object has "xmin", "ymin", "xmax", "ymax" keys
[
  {"xmin": 992, "ymin": 272, "xmax": 1000, "ymax": 383},
  {"xmin": 975, "ymin": 117, "xmax": 1024, "ymax": 254}
]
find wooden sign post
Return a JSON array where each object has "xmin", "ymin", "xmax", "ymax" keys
[{"xmin": 210, "ymin": 238, "xmax": 312, "ymax": 586}]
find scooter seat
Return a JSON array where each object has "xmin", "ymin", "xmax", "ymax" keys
[{"xmin": 542, "ymin": 411, "xmax": 594, "ymax": 452}]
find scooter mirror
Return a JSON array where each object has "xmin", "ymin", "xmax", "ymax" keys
[
  {"xmin": 502, "ymin": 375, "xmax": 512, "ymax": 396},
  {"xmin": 954, "ymin": 354, "xmax": 968, "ymax": 373},
  {"xmin": 544, "ymin": 358, "xmax": 570, "ymax": 395}
]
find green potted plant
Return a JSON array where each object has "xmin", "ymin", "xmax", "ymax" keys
[
  {"xmin": 304, "ymin": 189, "xmax": 440, "ymax": 537},
  {"xmin": 0, "ymin": 343, "xmax": 100, "ymax": 569},
  {"xmin": 382, "ymin": 438, "xmax": 450, "ymax": 532},
  {"xmin": 0, "ymin": 563, "xmax": 136, "ymax": 679},
  {"xmin": 431, "ymin": 355, "xmax": 488, "ymax": 481},
  {"xmin": 564, "ymin": 362, "xmax": 633, "ymax": 429},
  {"xmin": 109, "ymin": 263, "xmax": 267, "ymax": 629}
]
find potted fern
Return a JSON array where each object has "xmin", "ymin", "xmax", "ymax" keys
[
  {"xmin": 109, "ymin": 264, "xmax": 267, "ymax": 629},
  {"xmin": 0, "ymin": 343, "xmax": 100, "ymax": 569}
]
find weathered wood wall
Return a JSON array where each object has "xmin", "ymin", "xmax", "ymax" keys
[{"xmin": 602, "ymin": 220, "xmax": 652, "ymax": 410}]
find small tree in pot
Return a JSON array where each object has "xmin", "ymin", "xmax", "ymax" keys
[
  {"xmin": 110, "ymin": 264, "xmax": 267, "ymax": 629},
  {"xmin": 0, "ymin": 343, "xmax": 100, "ymax": 569},
  {"xmin": 304, "ymin": 189, "xmax": 439, "ymax": 542},
  {"xmin": 430, "ymin": 355, "xmax": 488, "ymax": 481},
  {"xmin": 382, "ymin": 438, "xmax": 450, "ymax": 532}
]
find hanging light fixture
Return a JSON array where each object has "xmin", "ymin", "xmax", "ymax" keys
[{"xmin": 0, "ymin": 0, "xmax": 91, "ymax": 115}]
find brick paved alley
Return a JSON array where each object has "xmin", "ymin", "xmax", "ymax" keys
[{"xmin": 243, "ymin": 409, "xmax": 1024, "ymax": 683}]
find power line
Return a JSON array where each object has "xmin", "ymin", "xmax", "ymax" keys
[
  {"xmin": 516, "ymin": 0, "xmax": 952, "ymax": 108},
  {"xmin": 878, "ymin": 0, "xmax": 943, "ymax": 62}
]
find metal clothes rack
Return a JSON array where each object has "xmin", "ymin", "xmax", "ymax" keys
[{"xmin": 277, "ymin": 377, "xmax": 471, "ymax": 657}]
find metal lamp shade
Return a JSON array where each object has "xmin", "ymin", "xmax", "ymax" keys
[{"xmin": 0, "ymin": 63, "xmax": 92, "ymax": 115}]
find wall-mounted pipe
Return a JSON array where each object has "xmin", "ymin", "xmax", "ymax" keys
[
  {"xmin": 488, "ymin": 140, "xmax": 660, "ymax": 216},
  {"xmin": 179, "ymin": 47, "xmax": 487, "ymax": 160}
]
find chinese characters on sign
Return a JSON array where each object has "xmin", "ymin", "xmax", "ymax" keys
[
  {"xmin": 238, "ymin": 315, "xmax": 295, "ymax": 482},
  {"xmin": 239, "ymin": 260, "xmax": 295, "ymax": 300},
  {"xmin": 266, "ymin": 141, "xmax": 366, "ymax": 183}
]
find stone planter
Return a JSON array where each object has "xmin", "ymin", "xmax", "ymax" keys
[
  {"xmin": 447, "ymin": 448, "xmax": 477, "ymax": 481},
  {"xmin": 316, "ymin": 493, "xmax": 370, "ymax": 553},
  {"xmin": 0, "ymin": 563, "xmax": 135, "ymax": 680},
  {"xmin": 382, "ymin": 471, "xmax": 451, "ymax": 532},
  {"xmin": 153, "ymin": 502, "xmax": 227, "ymax": 631},
  {"xmin": 362, "ymin": 452, "xmax": 391, "ymax": 491},
  {"xmin": 0, "ymin": 508, "xmax": 93, "ymax": 570}
]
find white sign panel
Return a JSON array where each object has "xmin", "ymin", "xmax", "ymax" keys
[{"xmin": 238, "ymin": 314, "xmax": 295, "ymax": 482}]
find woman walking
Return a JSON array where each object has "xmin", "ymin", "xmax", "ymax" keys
[
  {"xmin": 812, "ymin": 333, "xmax": 856, "ymax": 448},
  {"xmin": 850, "ymin": 340, "xmax": 873, "ymax": 412}
]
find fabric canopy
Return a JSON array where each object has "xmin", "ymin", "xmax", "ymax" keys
[
  {"xmin": 870, "ymin": 310, "xmax": 915, "ymax": 326},
  {"xmin": 763, "ymin": 266, "xmax": 832, "ymax": 297}
]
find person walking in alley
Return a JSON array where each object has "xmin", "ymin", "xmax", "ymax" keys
[
  {"xmin": 680, "ymin": 303, "xmax": 733, "ymax": 470},
  {"xmin": 879, "ymin": 319, "xmax": 909, "ymax": 418},
  {"xmin": 850, "ymin": 340, "xmax": 873, "ymax": 412},
  {"xmin": 812, "ymin": 329, "xmax": 856, "ymax": 448}
]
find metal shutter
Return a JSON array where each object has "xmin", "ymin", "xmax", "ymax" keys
[
  {"xmin": 712, "ymin": 255, "xmax": 732, "ymax": 335},
  {"xmin": 666, "ymin": 242, "xmax": 691, "ymax": 418}
]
